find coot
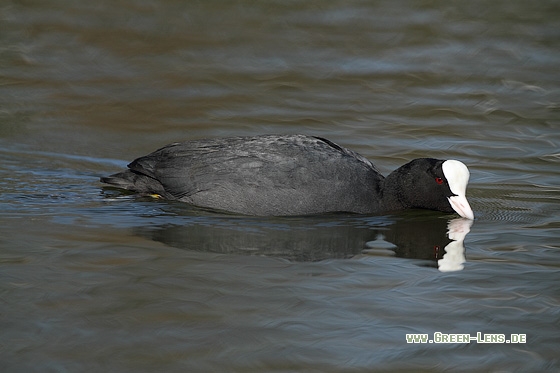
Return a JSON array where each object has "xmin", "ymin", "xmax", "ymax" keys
[{"xmin": 101, "ymin": 134, "xmax": 474, "ymax": 219}]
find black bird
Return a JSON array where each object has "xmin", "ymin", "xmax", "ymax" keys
[{"xmin": 101, "ymin": 134, "xmax": 474, "ymax": 219}]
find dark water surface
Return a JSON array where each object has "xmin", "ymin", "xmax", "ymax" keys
[{"xmin": 1, "ymin": 1, "xmax": 559, "ymax": 372}]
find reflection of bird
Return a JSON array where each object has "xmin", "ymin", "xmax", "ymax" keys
[
  {"xmin": 101, "ymin": 134, "xmax": 473, "ymax": 219},
  {"xmin": 367, "ymin": 217, "xmax": 472, "ymax": 272},
  {"xmin": 382, "ymin": 214, "xmax": 452, "ymax": 260},
  {"xmin": 438, "ymin": 218, "xmax": 473, "ymax": 272},
  {"xmin": 134, "ymin": 215, "xmax": 472, "ymax": 267}
]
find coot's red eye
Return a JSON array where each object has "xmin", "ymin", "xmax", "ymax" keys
[{"xmin": 435, "ymin": 177, "xmax": 444, "ymax": 185}]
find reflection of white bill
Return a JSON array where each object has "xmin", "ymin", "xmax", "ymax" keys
[{"xmin": 438, "ymin": 218, "xmax": 474, "ymax": 272}]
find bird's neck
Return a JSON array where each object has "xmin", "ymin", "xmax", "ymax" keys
[{"xmin": 380, "ymin": 169, "xmax": 408, "ymax": 212}]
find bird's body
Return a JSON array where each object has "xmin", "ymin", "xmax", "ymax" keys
[{"xmin": 101, "ymin": 134, "xmax": 474, "ymax": 219}]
